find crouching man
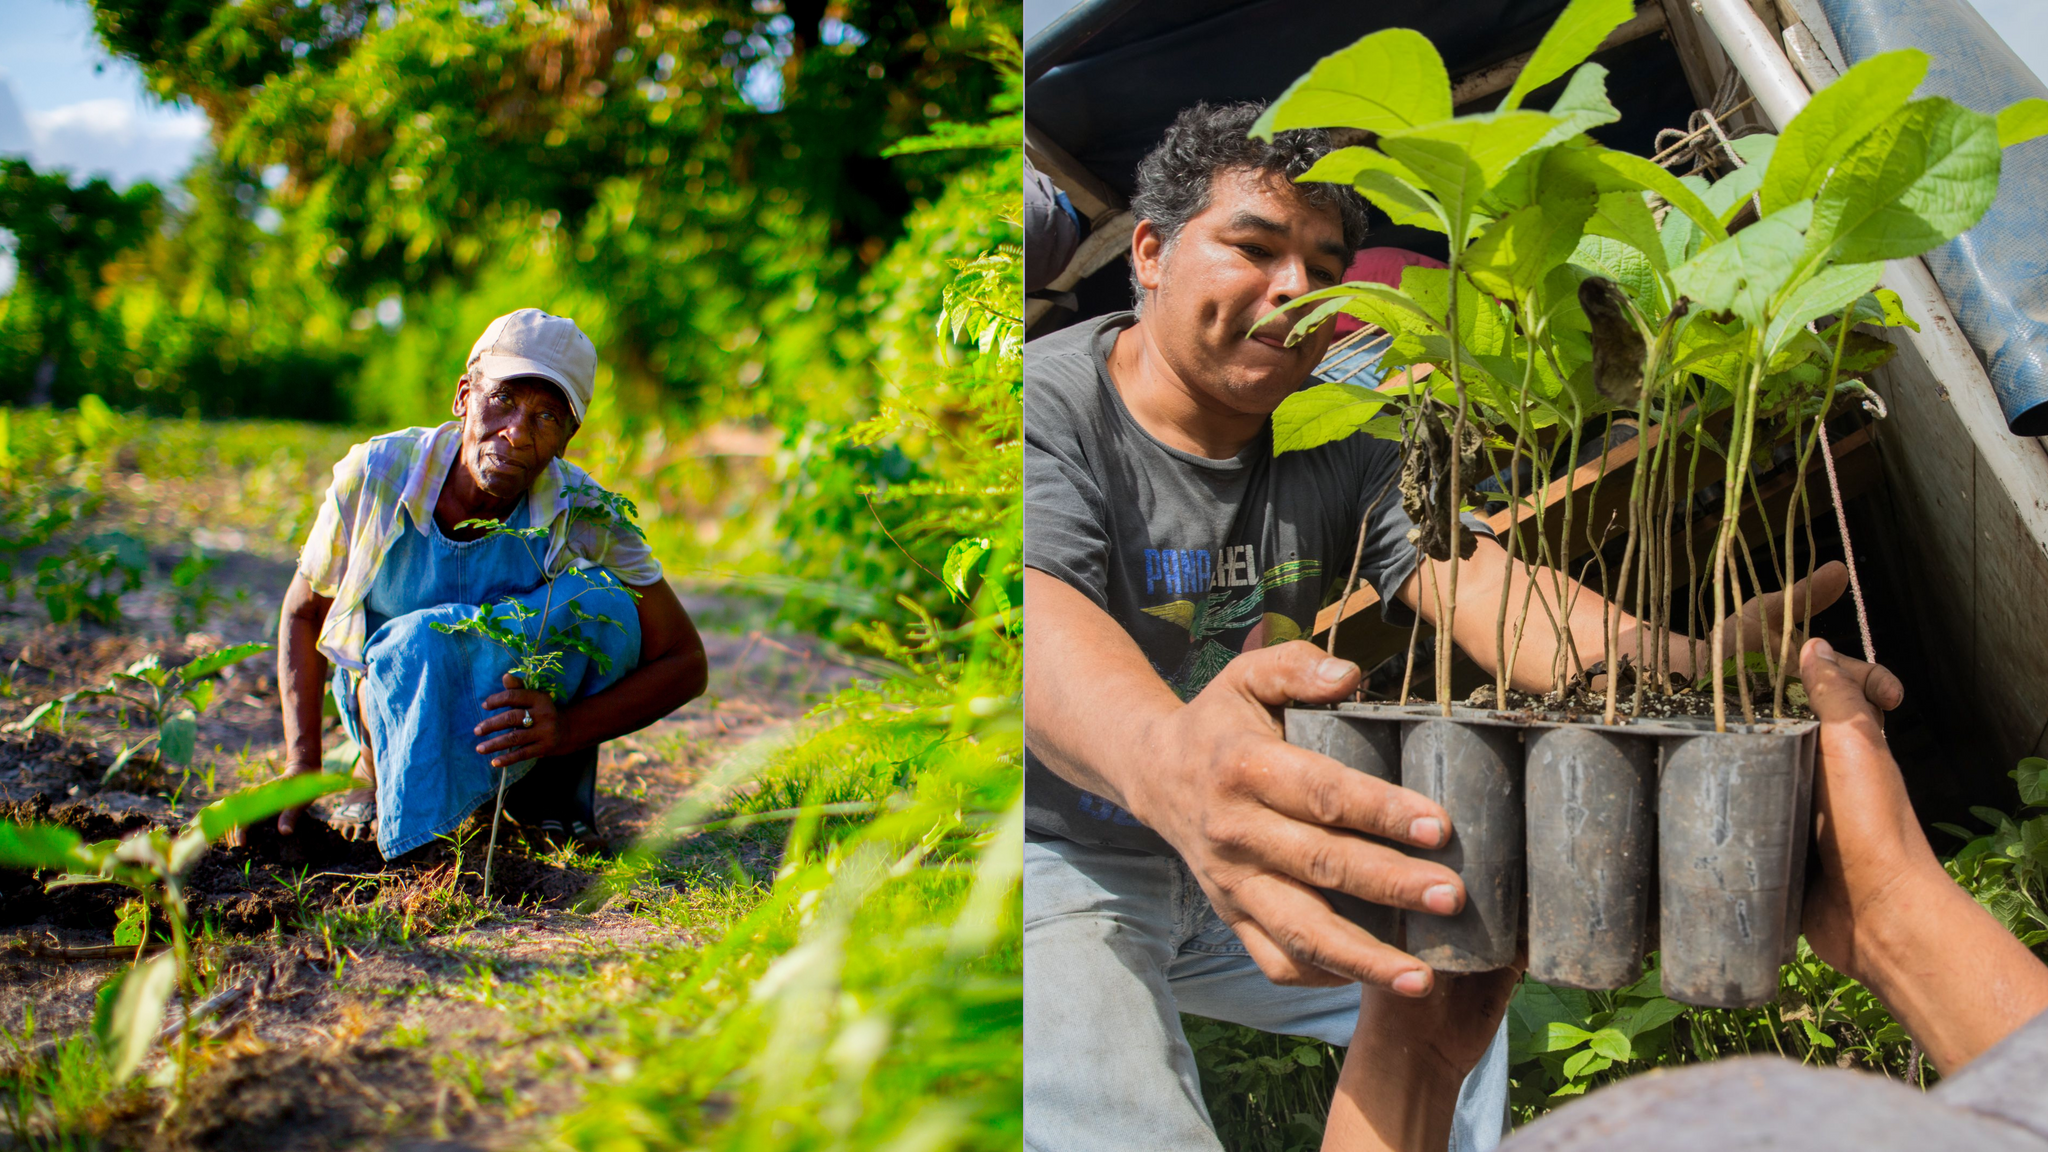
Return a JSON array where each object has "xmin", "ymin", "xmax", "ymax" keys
[{"xmin": 275, "ymin": 308, "xmax": 707, "ymax": 856}]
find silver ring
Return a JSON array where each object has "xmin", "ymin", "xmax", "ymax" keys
[{"xmin": 520, "ymin": 710, "xmax": 534, "ymax": 728}]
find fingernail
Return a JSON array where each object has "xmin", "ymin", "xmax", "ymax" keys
[
  {"xmin": 1392, "ymin": 969, "xmax": 1430, "ymax": 995},
  {"xmin": 1318, "ymin": 658, "xmax": 1356, "ymax": 683},
  {"xmin": 1408, "ymin": 817, "xmax": 1444, "ymax": 846},
  {"xmin": 1423, "ymin": 883, "xmax": 1459, "ymax": 914},
  {"xmin": 1811, "ymin": 639, "xmax": 1838, "ymax": 664}
]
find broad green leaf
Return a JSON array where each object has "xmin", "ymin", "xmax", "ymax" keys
[
  {"xmin": 177, "ymin": 641, "xmax": 272, "ymax": 684},
  {"xmin": 103, "ymin": 950, "xmax": 176, "ymax": 1082},
  {"xmin": 1587, "ymin": 1027, "xmax": 1633, "ymax": 1061},
  {"xmin": 1674, "ymin": 200, "xmax": 1813, "ymax": 326},
  {"xmin": 1845, "ymin": 287, "xmax": 1920, "ymax": 332},
  {"xmin": 1585, "ymin": 190, "xmax": 1667, "ymax": 274},
  {"xmin": 1561, "ymin": 1048, "xmax": 1611, "ymax": 1079},
  {"xmin": 1536, "ymin": 62, "xmax": 1622, "ymax": 146},
  {"xmin": 1613, "ymin": 994, "xmax": 1688, "ymax": 1038},
  {"xmin": 1544, "ymin": 1021, "xmax": 1596, "ymax": 1051},
  {"xmin": 1501, "ymin": 0, "xmax": 1634, "ymax": 112},
  {"xmin": 157, "ymin": 711, "xmax": 198, "ymax": 768},
  {"xmin": 1767, "ymin": 261, "xmax": 1884, "ymax": 354},
  {"xmin": 1569, "ymin": 234, "xmax": 1660, "ymax": 317},
  {"xmin": 1763, "ymin": 49, "xmax": 1928, "ymax": 215},
  {"xmin": 1380, "ymin": 111, "xmax": 1562, "ymax": 245},
  {"xmin": 1294, "ymin": 149, "xmax": 1446, "ymax": 231},
  {"xmin": 2015, "ymin": 757, "xmax": 2048, "ymax": 807},
  {"xmin": 1252, "ymin": 29, "xmax": 1451, "ymax": 138},
  {"xmin": 179, "ymin": 681, "xmax": 217, "ymax": 715},
  {"xmin": 1464, "ymin": 197, "xmax": 1596, "ymax": 299},
  {"xmin": 1273, "ymin": 382, "xmax": 1393, "ymax": 454},
  {"xmin": 1507, "ymin": 978, "xmax": 1595, "ymax": 1061},
  {"xmin": 942, "ymin": 537, "xmax": 992, "ymax": 601},
  {"xmin": 113, "ymin": 899, "xmax": 147, "ymax": 947},
  {"xmin": 1703, "ymin": 166, "xmax": 1766, "ymax": 228},
  {"xmin": 1800, "ymin": 1018, "xmax": 1838, "ymax": 1048},
  {"xmin": 193, "ymin": 772, "xmax": 357, "ymax": 843},
  {"xmin": 0, "ymin": 821, "xmax": 85, "ymax": 870},
  {"xmin": 1548, "ymin": 147, "xmax": 1726, "ymax": 243},
  {"xmin": 1999, "ymin": 98, "xmax": 2048, "ymax": 148},
  {"xmin": 1810, "ymin": 96, "xmax": 2001, "ymax": 264}
]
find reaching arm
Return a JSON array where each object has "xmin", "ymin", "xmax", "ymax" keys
[
  {"xmin": 473, "ymin": 578, "xmax": 707, "ymax": 766},
  {"xmin": 1405, "ymin": 541, "xmax": 1904, "ymax": 707},
  {"xmin": 276, "ymin": 570, "xmax": 335, "ymax": 834},
  {"xmin": 1798, "ymin": 638, "xmax": 2048, "ymax": 1073},
  {"xmin": 1024, "ymin": 567, "xmax": 1467, "ymax": 993}
]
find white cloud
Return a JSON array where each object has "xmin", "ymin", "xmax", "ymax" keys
[{"xmin": 21, "ymin": 95, "xmax": 210, "ymax": 188}]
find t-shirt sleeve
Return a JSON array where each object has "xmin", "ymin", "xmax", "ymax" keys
[
  {"xmin": 1349, "ymin": 437, "xmax": 1494, "ymax": 627},
  {"xmin": 1024, "ymin": 431, "xmax": 1112, "ymax": 610}
]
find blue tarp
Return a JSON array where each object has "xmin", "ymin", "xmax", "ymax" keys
[{"xmin": 1819, "ymin": 0, "xmax": 2048, "ymax": 435}]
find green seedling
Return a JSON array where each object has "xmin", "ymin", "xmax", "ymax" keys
[
  {"xmin": 1261, "ymin": 0, "xmax": 2048, "ymax": 727},
  {"xmin": 0, "ymin": 772, "xmax": 353, "ymax": 1101},
  {"xmin": 35, "ymin": 531, "xmax": 146, "ymax": 627},
  {"xmin": 428, "ymin": 482, "xmax": 642, "ymax": 902},
  {"xmin": 36, "ymin": 642, "xmax": 272, "ymax": 785}
]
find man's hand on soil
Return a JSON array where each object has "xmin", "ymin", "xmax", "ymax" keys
[
  {"xmin": 476, "ymin": 673, "xmax": 565, "ymax": 767},
  {"xmin": 1123, "ymin": 640, "xmax": 1467, "ymax": 996}
]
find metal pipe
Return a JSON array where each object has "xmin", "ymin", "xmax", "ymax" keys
[{"xmin": 1693, "ymin": 0, "xmax": 2048, "ymax": 554}]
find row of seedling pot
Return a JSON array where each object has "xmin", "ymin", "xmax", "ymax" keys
[{"xmin": 1286, "ymin": 702, "xmax": 1816, "ymax": 1008}]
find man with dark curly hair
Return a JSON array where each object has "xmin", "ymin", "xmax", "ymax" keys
[{"xmin": 1020, "ymin": 103, "xmax": 1891, "ymax": 1150}]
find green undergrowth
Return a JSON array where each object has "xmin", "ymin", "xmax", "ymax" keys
[{"xmin": 1193, "ymin": 757, "xmax": 2048, "ymax": 1150}]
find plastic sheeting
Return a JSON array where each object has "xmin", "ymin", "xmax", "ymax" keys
[{"xmin": 1818, "ymin": 0, "xmax": 2048, "ymax": 435}]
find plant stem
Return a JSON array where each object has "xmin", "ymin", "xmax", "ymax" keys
[{"xmin": 481, "ymin": 762, "xmax": 510, "ymax": 904}]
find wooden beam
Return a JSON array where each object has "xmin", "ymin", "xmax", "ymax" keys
[{"xmin": 1024, "ymin": 121, "xmax": 1125, "ymax": 225}]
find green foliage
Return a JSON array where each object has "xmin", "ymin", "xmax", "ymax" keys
[
  {"xmin": 33, "ymin": 531, "xmax": 147, "ymax": 628},
  {"xmin": 0, "ymin": 770, "xmax": 353, "ymax": 1092},
  {"xmin": 46, "ymin": 643, "xmax": 271, "ymax": 778},
  {"xmin": 168, "ymin": 548, "xmax": 234, "ymax": 634},
  {"xmin": 1185, "ymin": 1019, "xmax": 1340, "ymax": 1152},
  {"xmin": 1937, "ymin": 757, "xmax": 2048, "ymax": 949}
]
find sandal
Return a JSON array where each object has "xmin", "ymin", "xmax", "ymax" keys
[
  {"xmin": 536, "ymin": 818, "xmax": 605, "ymax": 854},
  {"xmin": 322, "ymin": 793, "xmax": 377, "ymax": 842}
]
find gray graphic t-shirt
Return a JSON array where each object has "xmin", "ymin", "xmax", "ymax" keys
[{"xmin": 1024, "ymin": 312, "xmax": 1432, "ymax": 854}]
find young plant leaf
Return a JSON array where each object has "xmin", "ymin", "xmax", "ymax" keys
[
  {"xmin": 1548, "ymin": 147, "xmax": 1727, "ymax": 243},
  {"xmin": 102, "ymin": 950, "xmax": 176, "ymax": 1082},
  {"xmin": 1998, "ymin": 97, "xmax": 2048, "ymax": 148},
  {"xmin": 177, "ymin": 641, "xmax": 272, "ymax": 684},
  {"xmin": 1251, "ymin": 28, "xmax": 1452, "ymax": 138},
  {"xmin": 1586, "ymin": 1027, "xmax": 1633, "ymax": 1061},
  {"xmin": 1500, "ymin": 0, "xmax": 1635, "ymax": 112},
  {"xmin": 1585, "ymin": 190, "xmax": 1668, "ymax": 274},
  {"xmin": 157, "ymin": 710, "xmax": 198, "ymax": 768},
  {"xmin": 1673, "ymin": 200, "xmax": 1814, "ymax": 326},
  {"xmin": 2014, "ymin": 757, "xmax": 2048, "ymax": 807},
  {"xmin": 1464, "ymin": 197, "xmax": 1598, "ymax": 299},
  {"xmin": 0, "ymin": 821, "xmax": 85, "ymax": 870},
  {"xmin": 1380, "ymin": 111, "xmax": 1562, "ymax": 246},
  {"xmin": 193, "ymin": 772, "xmax": 357, "ymax": 843},
  {"xmin": 1808, "ymin": 96, "xmax": 2001, "ymax": 265},
  {"xmin": 1273, "ymin": 383, "xmax": 1393, "ymax": 454},
  {"xmin": 945, "ymin": 537, "xmax": 992, "ymax": 602},
  {"xmin": 1765, "ymin": 261, "xmax": 1885, "ymax": 355},
  {"xmin": 1762, "ymin": 49, "xmax": 1929, "ymax": 215},
  {"xmin": 179, "ymin": 680, "xmax": 216, "ymax": 715}
]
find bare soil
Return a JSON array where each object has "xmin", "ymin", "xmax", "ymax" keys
[{"xmin": 0, "ymin": 525, "xmax": 856, "ymax": 1149}]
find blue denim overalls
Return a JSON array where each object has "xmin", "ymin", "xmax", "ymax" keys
[{"xmin": 333, "ymin": 499, "xmax": 640, "ymax": 858}]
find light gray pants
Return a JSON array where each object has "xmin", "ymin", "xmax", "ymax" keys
[{"xmin": 1024, "ymin": 835, "xmax": 1509, "ymax": 1151}]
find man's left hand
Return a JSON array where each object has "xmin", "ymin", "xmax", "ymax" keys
[
  {"xmin": 1670, "ymin": 560, "xmax": 1904, "ymax": 710},
  {"xmin": 476, "ymin": 673, "xmax": 566, "ymax": 766}
]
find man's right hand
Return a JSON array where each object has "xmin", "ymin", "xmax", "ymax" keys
[{"xmin": 1123, "ymin": 640, "xmax": 1467, "ymax": 996}]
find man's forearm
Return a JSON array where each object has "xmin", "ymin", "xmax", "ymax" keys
[
  {"xmin": 1022, "ymin": 569, "xmax": 1194, "ymax": 812},
  {"xmin": 1404, "ymin": 538, "xmax": 1639, "ymax": 693}
]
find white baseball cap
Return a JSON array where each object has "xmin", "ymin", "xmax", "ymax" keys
[{"xmin": 466, "ymin": 309, "xmax": 598, "ymax": 424}]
